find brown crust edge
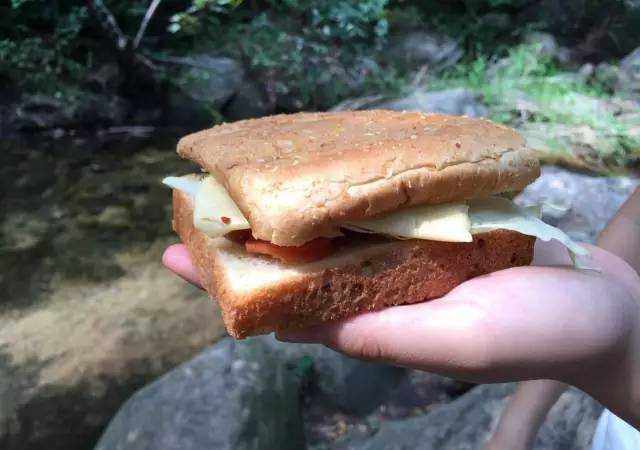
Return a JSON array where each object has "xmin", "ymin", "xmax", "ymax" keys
[{"xmin": 172, "ymin": 190, "xmax": 535, "ymax": 338}]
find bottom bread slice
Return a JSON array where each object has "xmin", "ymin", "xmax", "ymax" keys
[{"xmin": 172, "ymin": 190, "xmax": 535, "ymax": 338}]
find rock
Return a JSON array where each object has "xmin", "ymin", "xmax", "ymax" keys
[
  {"xmin": 329, "ymin": 95, "xmax": 386, "ymax": 112},
  {"xmin": 223, "ymin": 80, "xmax": 275, "ymax": 120},
  {"xmin": 10, "ymin": 91, "xmax": 128, "ymax": 131},
  {"xmin": 516, "ymin": 165, "xmax": 639, "ymax": 243},
  {"xmin": 76, "ymin": 206, "xmax": 132, "ymax": 229},
  {"xmin": 617, "ymin": 47, "xmax": 640, "ymax": 100},
  {"xmin": 376, "ymin": 88, "xmax": 488, "ymax": 117},
  {"xmin": 255, "ymin": 337, "xmax": 405, "ymax": 414},
  {"xmin": 335, "ymin": 383, "xmax": 514, "ymax": 450},
  {"xmin": 85, "ymin": 63, "xmax": 123, "ymax": 94},
  {"xmin": 523, "ymin": 32, "xmax": 571, "ymax": 64},
  {"xmin": 335, "ymin": 384, "xmax": 601, "ymax": 450},
  {"xmin": 95, "ymin": 338, "xmax": 307, "ymax": 450},
  {"xmin": 162, "ymin": 55, "xmax": 244, "ymax": 126},
  {"xmin": 308, "ymin": 345, "xmax": 405, "ymax": 414},
  {"xmin": 385, "ymin": 32, "xmax": 463, "ymax": 70},
  {"xmin": 76, "ymin": 93, "xmax": 129, "ymax": 127},
  {"xmin": 378, "ymin": 371, "xmax": 470, "ymax": 419},
  {"xmin": 13, "ymin": 95, "xmax": 74, "ymax": 130},
  {"xmin": 578, "ymin": 62, "xmax": 595, "ymax": 79},
  {"xmin": 536, "ymin": 387, "xmax": 603, "ymax": 449},
  {"xmin": 1, "ymin": 212, "xmax": 49, "ymax": 251},
  {"xmin": 172, "ymin": 55, "xmax": 244, "ymax": 109},
  {"xmin": 305, "ymin": 371, "xmax": 470, "ymax": 447},
  {"xmin": 594, "ymin": 62, "xmax": 620, "ymax": 92},
  {"xmin": 330, "ymin": 88, "xmax": 487, "ymax": 117},
  {"xmin": 95, "ymin": 336, "xmax": 405, "ymax": 450},
  {"xmin": 95, "ymin": 205, "xmax": 131, "ymax": 228}
]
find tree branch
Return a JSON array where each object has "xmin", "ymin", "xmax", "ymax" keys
[
  {"xmin": 87, "ymin": 0, "xmax": 129, "ymax": 51},
  {"xmin": 133, "ymin": 0, "xmax": 163, "ymax": 50}
]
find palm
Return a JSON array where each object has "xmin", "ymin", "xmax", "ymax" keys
[{"xmin": 162, "ymin": 240, "xmax": 640, "ymax": 385}]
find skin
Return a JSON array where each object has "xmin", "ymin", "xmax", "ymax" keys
[
  {"xmin": 162, "ymin": 189, "xmax": 640, "ymax": 432},
  {"xmin": 485, "ymin": 187, "xmax": 640, "ymax": 449},
  {"xmin": 484, "ymin": 380, "xmax": 568, "ymax": 450}
]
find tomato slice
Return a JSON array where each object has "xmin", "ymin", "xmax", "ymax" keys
[
  {"xmin": 225, "ymin": 229, "xmax": 253, "ymax": 244},
  {"xmin": 245, "ymin": 237, "xmax": 335, "ymax": 263}
]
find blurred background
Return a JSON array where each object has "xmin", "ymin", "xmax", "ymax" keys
[{"xmin": 1, "ymin": 1, "xmax": 639, "ymax": 449}]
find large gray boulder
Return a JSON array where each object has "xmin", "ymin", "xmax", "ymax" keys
[
  {"xmin": 523, "ymin": 31, "xmax": 571, "ymax": 63},
  {"xmin": 335, "ymin": 384, "xmax": 516, "ymax": 450},
  {"xmin": 163, "ymin": 55, "xmax": 244, "ymax": 126},
  {"xmin": 378, "ymin": 88, "xmax": 488, "ymax": 117},
  {"xmin": 517, "ymin": 165, "xmax": 639, "ymax": 243},
  {"xmin": 332, "ymin": 88, "xmax": 487, "ymax": 118},
  {"xmin": 618, "ymin": 47, "xmax": 640, "ymax": 101},
  {"xmin": 303, "ymin": 344, "xmax": 405, "ymax": 414},
  {"xmin": 223, "ymin": 80, "xmax": 275, "ymax": 121},
  {"xmin": 385, "ymin": 32, "xmax": 463, "ymax": 70},
  {"xmin": 95, "ymin": 336, "xmax": 406, "ymax": 450},
  {"xmin": 334, "ymin": 384, "xmax": 601, "ymax": 450},
  {"xmin": 171, "ymin": 55, "xmax": 244, "ymax": 109},
  {"xmin": 94, "ymin": 338, "xmax": 307, "ymax": 450}
]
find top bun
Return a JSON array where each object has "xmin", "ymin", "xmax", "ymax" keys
[{"xmin": 177, "ymin": 110, "xmax": 540, "ymax": 246}]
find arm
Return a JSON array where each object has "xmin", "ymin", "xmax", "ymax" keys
[
  {"xmin": 597, "ymin": 188, "xmax": 640, "ymax": 273},
  {"xmin": 486, "ymin": 187, "xmax": 640, "ymax": 449},
  {"xmin": 485, "ymin": 380, "xmax": 567, "ymax": 450}
]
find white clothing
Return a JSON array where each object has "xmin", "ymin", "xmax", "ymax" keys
[{"xmin": 592, "ymin": 409, "xmax": 640, "ymax": 450}]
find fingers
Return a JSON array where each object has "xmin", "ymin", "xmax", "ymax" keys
[
  {"xmin": 582, "ymin": 245, "xmax": 640, "ymax": 298},
  {"xmin": 162, "ymin": 244, "xmax": 203, "ymax": 289},
  {"xmin": 279, "ymin": 265, "xmax": 636, "ymax": 384},
  {"xmin": 533, "ymin": 240, "xmax": 640, "ymax": 297},
  {"xmin": 279, "ymin": 297, "xmax": 498, "ymax": 380}
]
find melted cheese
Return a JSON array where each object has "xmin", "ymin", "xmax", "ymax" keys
[
  {"xmin": 469, "ymin": 197, "xmax": 588, "ymax": 255},
  {"xmin": 163, "ymin": 174, "xmax": 250, "ymax": 238},
  {"xmin": 345, "ymin": 203, "xmax": 472, "ymax": 242},
  {"xmin": 162, "ymin": 174, "xmax": 587, "ymax": 258}
]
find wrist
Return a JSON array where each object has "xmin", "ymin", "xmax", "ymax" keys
[{"xmin": 485, "ymin": 428, "xmax": 534, "ymax": 450}]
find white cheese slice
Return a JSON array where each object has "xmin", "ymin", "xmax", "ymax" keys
[
  {"xmin": 162, "ymin": 175, "xmax": 202, "ymax": 200},
  {"xmin": 345, "ymin": 203, "xmax": 473, "ymax": 242},
  {"xmin": 194, "ymin": 177, "xmax": 251, "ymax": 237},
  {"xmin": 469, "ymin": 197, "xmax": 588, "ymax": 256},
  {"xmin": 163, "ymin": 174, "xmax": 251, "ymax": 238},
  {"xmin": 162, "ymin": 174, "xmax": 587, "ymax": 259}
]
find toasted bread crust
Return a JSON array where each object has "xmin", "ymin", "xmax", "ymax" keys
[
  {"xmin": 177, "ymin": 111, "xmax": 540, "ymax": 246},
  {"xmin": 172, "ymin": 190, "xmax": 535, "ymax": 339}
]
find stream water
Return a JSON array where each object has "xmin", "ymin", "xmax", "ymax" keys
[{"xmin": 1, "ymin": 129, "xmax": 199, "ymax": 309}]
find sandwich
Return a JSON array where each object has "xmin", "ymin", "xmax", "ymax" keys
[{"xmin": 163, "ymin": 110, "xmax": 586, "ymax": 338}]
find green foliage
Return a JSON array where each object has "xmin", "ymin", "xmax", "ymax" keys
[
  {"xmin": 210, "ymin": 1, "xmax": 394, "ymax": 109},
  {"xmin": 0, "ymin": 2, "xmax": 89, "ymax": 92},
  {"xmin": 434, "ymin": 43, "xmax": 640, "ymax": 167},
  {"xmin": 161, "ymin": 0, "xmax": 395, "ymax": 109},
  {"xmin": 168, "ymin": 0, "xmax": 242, "ymax": 35},
  {"xmin": 1, "ymin": 0, "xmax": 398, "ymax": 109},
  {"xmin": 1, "ymin": 0, "xmax": 638, "ymax": 172}
]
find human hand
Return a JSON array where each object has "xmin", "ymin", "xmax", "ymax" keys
[
  {"xmin": 162, "ymin": 240, "xmax": 640, "ymax": 422},
  {"xmin": 275, "ymin": 242, "xmax": 638, "ymax": 385}
]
